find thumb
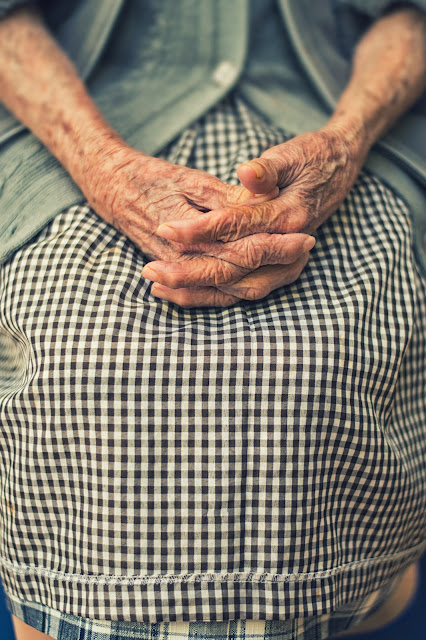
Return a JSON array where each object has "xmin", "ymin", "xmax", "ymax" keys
[
  {"xmin": 237, "ymin": 143, "xmax": 299, "ymax": 195},
  {"xmin": 236, "ymin": 157, "xmax": 280, "ymax": 195},
  {"xmin": 225, "ymin": 182, "xmax": 279, "ymax": 206}
]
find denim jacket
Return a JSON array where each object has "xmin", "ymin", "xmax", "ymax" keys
[{"xmin": 0, "ymin": 0, "xmax": 425, "ymax": 271}]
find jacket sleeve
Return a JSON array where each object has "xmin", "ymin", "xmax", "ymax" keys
[
  {"xmin": 334, "ymin": 0, "xmax": 426, "ymax": 17},
  {"xmin": 0, "ymin": 1, "xmax": 35, "ymax": 20}
]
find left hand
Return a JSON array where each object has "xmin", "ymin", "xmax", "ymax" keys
[{"xmin": 150, "ymin": 126, "xmax": 366, "ymax": 306}]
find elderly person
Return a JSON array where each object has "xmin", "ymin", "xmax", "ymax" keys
[{"xmin": 0, "ymin": 1, "xmax": 425, "ymax": 640}]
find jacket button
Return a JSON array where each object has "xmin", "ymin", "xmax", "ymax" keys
[{"xmin": 212, "ymin": 61, "xmax": 238, "ymax": 87}]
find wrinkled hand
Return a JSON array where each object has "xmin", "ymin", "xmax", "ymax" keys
[
  {"xmin": 153, "ymin": 126, "xmax": 366, "ymax": 305},
  {"xmin": 81, "ymin": 143, "xmax": 315, "ymax": 307}
]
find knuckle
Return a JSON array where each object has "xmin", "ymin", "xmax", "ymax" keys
[
  {"xmin": 217, "ymin": 204, "xmax": 272, "ymax": 241},
  {"xmin": 208, "ymin": 260, "xmax": 235, "ymax": 286},
  {"xmin": 243, "ymin": 237, "xmax": 266, "ymax": 269},
  {"xmin": 255, "ymin": 203, "xmax": 277, "ymax": 230},
  {"xmin": 264, "ymin": 234, "xmax": 289, "ymax": 264},
  {"xmin": 215, "ymin": 213, "xmax": 243, "ymax": 242},
  {"xmin": 166, "ymin": 272, "xmax": 186, "ymax": 289}
]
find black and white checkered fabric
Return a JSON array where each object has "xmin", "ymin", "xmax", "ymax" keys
[
  {"xmin": 0, "ymin": 94, "xmax": 425, "ymax": 633},
  {"xmin": 1, "ymin": 574, "xmax": 402, "ymax": 640}
]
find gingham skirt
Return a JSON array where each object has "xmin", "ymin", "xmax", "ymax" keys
[{"xmin": 0, "ymin": 93, "xmax": 425, "ymax": 640}]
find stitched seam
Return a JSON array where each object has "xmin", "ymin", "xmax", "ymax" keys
[{"xmin": 0, "ymin": 541, "xmax": 424, "ymax": 585}]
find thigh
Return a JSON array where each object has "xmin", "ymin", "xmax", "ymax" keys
[
  {"xmin": 0, "ymin": 92, "xmax": 425, "ymax": 627},
  {"xmin": 12, "ymin": 615, "xmax": 54, "ymax": 640},
  {"xmin": 330, "ymin": 562, "xmax": 419, "ymax": 638},
  {"xmin": 1, "ymin": 177, "xmax": 424, "ymax": 632}
]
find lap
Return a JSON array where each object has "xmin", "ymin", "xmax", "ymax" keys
[{"xmin": 0, "ymin": 92, "xmax": 425, "ymax": 631}]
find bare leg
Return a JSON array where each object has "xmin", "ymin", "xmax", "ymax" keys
[
  {"xmin": 11, "ymin": 615, "xmax": 55, "ymax": 640},
  {"xmin": 331, "ymin": 562, "xmax": 419, "ymax": 638}
]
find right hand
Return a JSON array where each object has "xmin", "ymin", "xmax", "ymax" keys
[{"xmin": 81, "ymin": 143, "xmax": 316, "ymax": 297}]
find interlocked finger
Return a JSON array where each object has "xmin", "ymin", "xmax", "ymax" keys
[
  {"xmin": 215, "ymin": 253, "xmax": 310, "ymax": 301},
  {"xmin": 150, "ymin": 253, "xmax": 310, "ymax": 308},
  {"xmin": 141, "ymin": 233, "xmax": 315, "ymax": 289},
  {"xmin": 150, "ymin": 284, "xmax": 242, "ymax": 308},
  {"xmin": 202, "ymin": 232, "xmax": 315, "ymax": 268},
  {"xmin": 155, "ymin": 190, "xmax": 309, "ymax": 243},
  {"xmin": 156, "ymin": 203, "xmax": 282, "ymax": 243},
  {"xmin": 143, "ymin": 256, "xmax": 248, "ymax": 289}
]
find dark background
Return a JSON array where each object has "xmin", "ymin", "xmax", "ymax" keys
[{"xmin": 0, "ymin": 553, "xmax": 425, "ymax": 638}]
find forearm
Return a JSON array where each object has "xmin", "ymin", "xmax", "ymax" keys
[
  {"xmin": 0, "ymin": 4, "xmax": 131, "ymax": 191},
  {"xmin": 326, "ymin": 6, "xmax": 426, "ymax": 157}
]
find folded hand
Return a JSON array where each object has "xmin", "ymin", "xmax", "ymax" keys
[
  {"xmin": 82, "ymin": 143, "xmax": 314, "ymax": 308},
  {"xmin": 151, "ymin": 126, "xmax": 365, "ymax": 307}
]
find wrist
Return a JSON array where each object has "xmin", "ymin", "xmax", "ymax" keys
[
  {"xmin": 324, "ymin": 110, "xmax": 371, "ymax": 152},
  {"xmin": 75, "ymin": 132, "xmax": 155, "ymax": 221},
  {"xmin": 319, "ymin": 116, "xmax": 370, "ymax": 177},
  {"xmin": 70, "ymin": 124, "xmax": 147, "ymax": 197}
]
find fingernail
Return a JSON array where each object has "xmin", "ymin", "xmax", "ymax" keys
[
  {"xmin": 142, "ymin": 265, "xmax": 161, "ymax": 280},
  {"xmin": 156, "ymin": 224, "xmax": 179, "ymax": 240},
  {"xmin": 303, "ymin": 236, "xmax": 316, "ymax": 251},
  {"xmin": 241, "ymin": 161, "xmax": 264, "ymax": 179},
  {"xmin": 151, "ymin": 284, "xmax": 171, "ymax": 301}
]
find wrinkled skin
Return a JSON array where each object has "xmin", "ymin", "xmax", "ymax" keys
[
  {"xmin": 152, "ymin": 126, "xmax": 367, "ymax": 306},
  {"xmin": 85, "ymin": 126, "xmax": 364, "ymax": 308},
  {"xmin": 82, "ymin": 143, "xmax": 315, "ymax": 307}
]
